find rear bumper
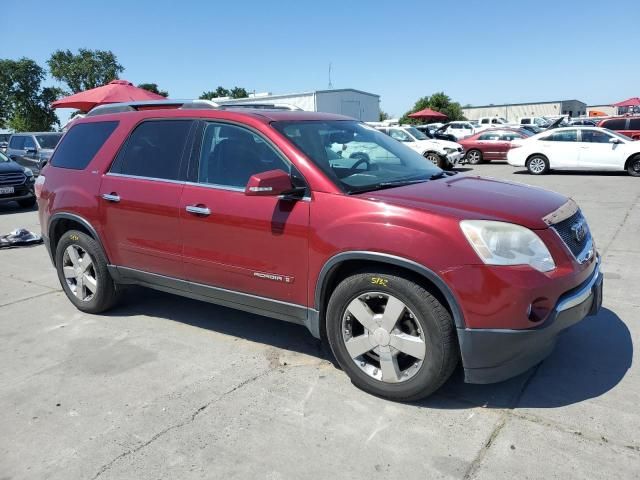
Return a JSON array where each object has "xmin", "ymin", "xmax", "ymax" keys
[{"xmin": 459, "ymin": 258, "xmax": 603, "ymax": 384}]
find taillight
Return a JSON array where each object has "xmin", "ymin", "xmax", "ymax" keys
[{"xmin": 35, "ymin": 175, "xmax": 46, "ymax": 198}]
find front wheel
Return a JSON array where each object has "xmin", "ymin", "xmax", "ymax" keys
[
  {"xmin": 466, "ymin": 149, "xmax": 483, "ymax": 165},
  {"xmin": 326, "ymin": 271, "xmax": 458, "ymax": 401},
  {"xmin": 526, "ymin": 155, "xmax": 550, "ymax": 175},
  {"xmin": 424, "ymin": 152, "xmax": 446, "ymax": 169},
  {"xmin": 627, "ymin": 155, "xmax": 640, "ymax": 177}
]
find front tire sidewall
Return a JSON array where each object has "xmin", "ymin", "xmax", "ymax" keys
[
  {"xmin": 466, "ymin": 149, "xmax": 482, "ymax": 165},
  {"xmin": 55, "ymin": 230, "xmax": 117, "ymax": 314},
  {"xmin": 326, "ymin": 272, "xmax": 455, "ymax": 401}
]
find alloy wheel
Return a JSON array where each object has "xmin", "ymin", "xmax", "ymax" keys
[
  {"xmin": 62, "ymin": 245, "xmax": 98, "ymax": 302},
  {"xmin": 341, "ymin": 292, "xmax": 426, "ymax": 384},
  {"xmin": 426, "ymin": 153, "xmax": 440, "ymax": 166},
  {"xmin": 633, "ymin": 159, "xmax": 640, "ymax": 173},
  {"xmin": 529, "ymin": 157, "xmax": 546, "ymax": 174},
  {"xmin": 467, "ymin": 150, "xmax": 481, "ymax": 164}
]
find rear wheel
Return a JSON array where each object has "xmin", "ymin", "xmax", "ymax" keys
[
  {"xmin": 326, "ymin": 271, "xmax": 458, "ymax": 401},
  {"xmin": 55, "ymin": 230, "xmax": 120, "ymax": 313},
  {"xmin": 466, "ymin": 149, "xmax": 483, "ymax": 165},
  {"xmin": 526, "ymin": 155, "xmax": 550, "ymax": 175},
  {"xmin": 627, "ymin": 155, "xmax": 640, "ymax": 177}
]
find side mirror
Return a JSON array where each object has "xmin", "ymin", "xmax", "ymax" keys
[
  {"xmin": 609, "ymin": 137, "xmax": 621, "ymax": 144},
  {"xmin": 245, "ymin": 169, "xmax": 293, "ymax": 196}
]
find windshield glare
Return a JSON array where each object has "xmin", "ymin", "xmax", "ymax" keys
[
  {"xmin": 273, "ymin": 120, "xmax": 441, "ymax": 193},
  {"xmin": 405, "ymin": 127, "xmax": 428, "ymax": 140},
  {"xmin": 35, "ymin": 134, "xmax": 62, "ymax": 149},
  {"xmin": 0, "ymin": 152, "xmax": 8, "ymax": 162}
]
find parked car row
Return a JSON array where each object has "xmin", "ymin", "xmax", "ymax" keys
[
  {"xmin": 507, "ymin": 126, "xmax": 640, "ymax": 176},
  {"xmin": 5, "ymin": 132, "xmax": 63, "ymax": 175}
]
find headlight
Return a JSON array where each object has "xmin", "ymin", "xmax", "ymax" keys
[
  {"xmin": 444, "ymin": 147, "xmax": 457, "ymax": 154},
  {"xmin": 460, "ymin": 220, "xmax": 555, "ymax": 272},
  {"xmin": 23, "ymin": 167, "xmax": 34, "ymax": 177}
]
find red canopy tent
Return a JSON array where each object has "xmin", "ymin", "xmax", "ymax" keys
[
  {"xmin": 51, "ymin": 79, "xmax": 166, "ymax": 112},
  {"xmin": 612, "ymin": 97, "xmax": 640, "ymax": 107},
  {"xmin": 408, "ymin": 108, "xmax": 448, "ymax": 121}
]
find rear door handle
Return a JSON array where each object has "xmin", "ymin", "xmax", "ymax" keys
[
  {"xmin": 101, "ymin": 193, "xmax": 120, "ymax": 202},
  {"xmin": 185, "ymin": 205, "xmax": 211, "ymax": 216}
]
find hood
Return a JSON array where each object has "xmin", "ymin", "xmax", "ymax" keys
[
  {"xmin": 361, "ymin": 175, "xmax": 567, "ymax": 229},
  {"xmin": 414, "ymin": 139, "xmax": 460, "ymax": 151},
  {"xmin": 0, "ymin": 160, "xmax": 25, "ymax": 174}
]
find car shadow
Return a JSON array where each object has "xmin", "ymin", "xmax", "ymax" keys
[
  {"xmin": 0, "ymin": 201, "xmax": 38, "ymax": 216},
  {"xmin": 512, "ymin": 169, "xmax": 629, "ymax": 177},
  {"xmin": 107, "ymin": 288, "xmax": 632, "ymax": 409}
]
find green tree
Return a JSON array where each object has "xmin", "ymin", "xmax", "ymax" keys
[
  {"xmin": 0, "ymin": 58, "xmax": 60, "ymax": 131},
  {"xmin": 379, "ymin": 110, "xmax": 390, "ymax": 121},
  {"xmin": 400, "ymin": 92, "xmax": 466, "ymax": 124},
  {"xmin": 47, "ymin": 49, "xmax": 124, "ymax": 93},
  {"xmin": 200, "ymin": 86, "xmax": 230, "ymax": 100},
  {"xmin": 199, "ymin": 86, "xmax": 248, "ymax": 100},
  {"xmin": 137, "ymin": 83, "xmax": 169, "ymax": 97},
  {"xmin": 229, "ymin": 87, "xmax": 248, "ymax": 99}
]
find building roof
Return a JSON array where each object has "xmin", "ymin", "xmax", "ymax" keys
[
  {"xmin": 463, "ymin": 99, "xmax": 585, "ymax": 109},
  {"xmin": 216, "ymin": 88, "xmax": 380, "ymax": 102}
]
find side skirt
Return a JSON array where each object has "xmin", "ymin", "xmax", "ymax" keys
[{"xmin": 108, "ymin": 266, "xmax": 320, "ymax": 338}]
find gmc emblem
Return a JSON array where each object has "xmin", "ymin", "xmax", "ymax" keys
[{"xmin": 571, "ymin": 220, "xmax": 587, "ymax": 243}]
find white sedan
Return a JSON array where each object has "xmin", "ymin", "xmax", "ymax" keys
[{"xmin": 507, "ymin": 127, "xmax": 640, "ymax": 176}]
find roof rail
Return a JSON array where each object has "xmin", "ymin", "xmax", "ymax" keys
[
  {"xmin": 219, "ymin": 102, "xmax": 303, "ymax": 111},
  {"xmin": 84, "ymin": 99, "xmax": 220, "ymax": 117}
]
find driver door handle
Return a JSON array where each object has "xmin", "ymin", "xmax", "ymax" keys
[
  {"xmin": 101, "ymin": 193, "xmax": 120, "ymax": 203},
  {"xmin": 185, "ymin": 205, "xmax": 211, "ymax": 216}
]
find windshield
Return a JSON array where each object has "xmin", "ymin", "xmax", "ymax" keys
[
  {"xmin": 533, "ymin": 118, "xmax": 549, "ymax": 127},
  {"xmin": 272, "ymin": 120, "xmax": 442, "ymax": 194},
  {"xmin": 0, "ymin": 151, "xmax": 8, "ymax": 162},
  {"xmin": 35, "ymin": 133, "xmax": 62, "ymax": 149},
  {"xmin": 405, "ymin": 127, "xmax": 428, "ymax": 140}
]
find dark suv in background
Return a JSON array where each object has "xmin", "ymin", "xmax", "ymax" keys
[
  {"xmin": 6, "ymin": 132, "xmax": 63, "ymax": 175},
  {"xmin": 0, "ymin": 150, "xmax": 37, "ymax": 208}
]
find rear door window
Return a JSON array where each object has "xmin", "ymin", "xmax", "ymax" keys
[
  {"xmin": 628, "ymin": 118, "xmax": 640, "ymax": 130},
  {"xmin": 51, "ymin": 121, "xmax": 119, "ymax": 170},
  {"xmin": 9, "ymin": 136, "xmax": 25, "ymax": 149},
  {"xmin": 110, "ymin": 120, "xmax": 193, "ymax": 180},
  {"xmin": 541, "ymin": 130, "xmax": 578, "ymax": 142},
  {"xmin": 602, "ymin": 119, "xmax": 627, "ymax": 130}
]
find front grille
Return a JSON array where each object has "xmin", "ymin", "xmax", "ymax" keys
[
  {"xmin": 0, "ymin": 172, "xmax": 26, "ymax": 186},
  {"xmin": 551, "ymin": 210, "xmax": 590, "ymax": 257}
]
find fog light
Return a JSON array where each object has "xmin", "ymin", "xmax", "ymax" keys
[{"xmin": 528, "ymin": 298, "xmax": 551, "ymax": 323}]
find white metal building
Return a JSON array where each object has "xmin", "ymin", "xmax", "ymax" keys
[
  {"xmin": 213, "ymin": 89, "xmax": 380, "ymax": 121},
  {"xmin": 462, "ymin": 100, "xmax": 587, "ymax": 121}
]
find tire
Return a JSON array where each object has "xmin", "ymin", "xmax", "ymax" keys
[
  {"xmin": 326, "ymin": 270, "xmax": 458, "ymax": 401},
  {"xmin": 466, "ymin": 149, "xmax": 483, "ymax": 165},
  {"xmin": 526, "ymin": 155, "xmax": 550, "ymax": 175},
  {"xmin": 55, "ymin": 230, "xmax": 120, "ymax": 314},
  {"xmin": 424, "ymin": 152, "xmax": 446, "ymax": 169},
  {"xmin": 17, "ymin": 196, "xmax": 37, "ymax": 208},
  {"xmin": 627, "ymin": 155, "xmax": 640, "ymax": 177}
]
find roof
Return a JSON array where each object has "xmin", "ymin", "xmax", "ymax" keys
[
  {"xmin": 463, "ymin": 99, "xmax": 586, "ymax": 109},
  {"xmin": 75, "ymin": 107, "xmax": 354, "ymax": 125},
  {"xmin": 9, "ymin": 131, "xmax": 62, "ymax": 135}
]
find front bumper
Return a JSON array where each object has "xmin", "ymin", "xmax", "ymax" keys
[
  {"xmin": 446, "ymin": 151, "xmax": 464, "ymax": 165},
  {"xmin": 458, "ymin": 257, "xmax": 603, "ymax": 384}
]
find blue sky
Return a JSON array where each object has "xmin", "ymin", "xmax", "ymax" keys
[{"xmin": 4, "ymin": 0, "xmax": 639, "ymax": 123}]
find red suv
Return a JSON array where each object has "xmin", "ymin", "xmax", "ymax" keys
[
  {"xmin": 37, "ymin": 101, "xmax": 603, "ymax": 401},
  {"xmin": 598, "ymin": 116, "xmax": 640, "ymax": 139}
]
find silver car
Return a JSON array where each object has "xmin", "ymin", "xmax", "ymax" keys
[{"xmin": 6, "ymin": 132, "xmax": 63, "ymax": 175}]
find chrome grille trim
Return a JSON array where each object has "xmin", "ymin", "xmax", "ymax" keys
[
  {"xmin": 550, "ymin": 209, "xmax": 593, "ymax": 263},
  {"xmin": 543, "ymin": 198, "xmax": 579, "ymax": 226},
  {"xmin": 0, "ymin": 172, "xmax": 26, "ymax": 186}
]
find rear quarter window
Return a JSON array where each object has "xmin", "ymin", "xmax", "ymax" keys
[{"xmin": 51, "ymin": 121, "xmax": 119, "ymax": 170}]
